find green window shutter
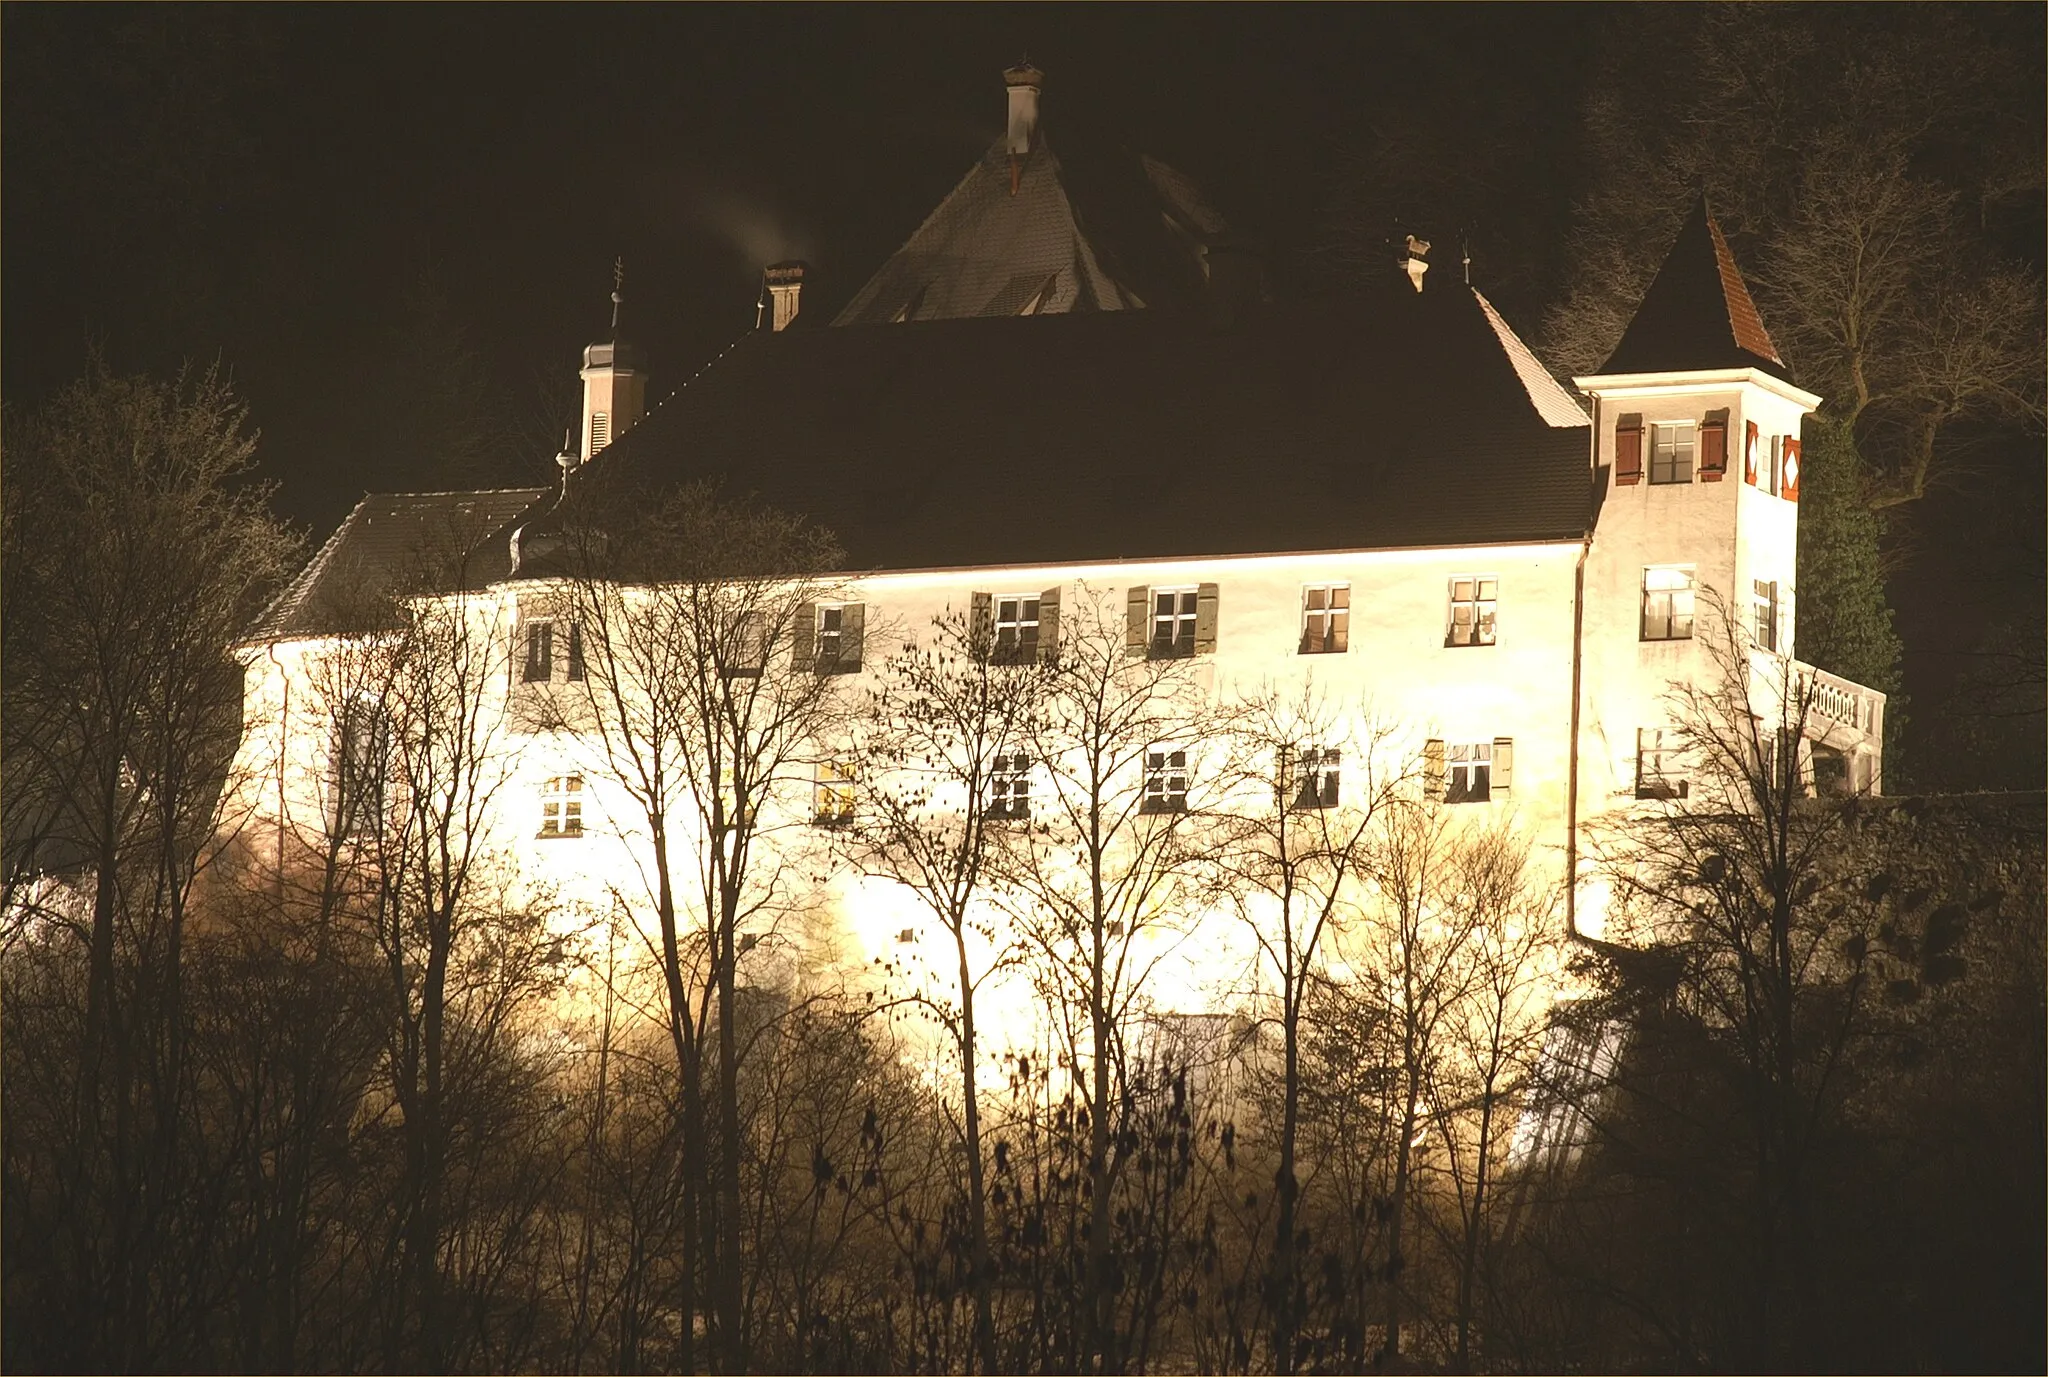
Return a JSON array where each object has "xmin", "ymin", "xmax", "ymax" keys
[
  {"xmin": 1194, "ymin": 583, "xmax": 1220, "ymax": 654},
  {"xmin": 842, "ymin": 602, "xmax": 865, "ymax": 672},
  {"xmin": 970, "ymin": 592, "xmax": 994, "ymax": 660},
  {"xmin": 1039, "ymin": 585, "xmax": 1061, "ymax": 662},
  {"xmin": 792, "ymin": 602, "xmax": 816, "ymax": 670},
  {"xmin": 1492, "ymin": 737, "xmax": 1513, "ymax": 794},
  {"xmin": 1126, "ymin": 586, "xmax": 1150, "ymax": 656},
  {"xmin": 1424, "ymin": 738, "xmax": 1445, "ymax": 799}
]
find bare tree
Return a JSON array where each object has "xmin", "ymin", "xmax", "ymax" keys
[
  {"xmin": 851, "ymin": 605, "xmax": 1052, "ymax": 1372},
  {"xmin": 1214, "ymin": 682, "xmax": 1403, "ymax": 1373},
  {"xmin": 998, "ymin": 583, "xmax": 1229, "ymax": 1374},
  {"xmin": 558, "ymin": 479, "xmax": 847, "ymax": 1371}
]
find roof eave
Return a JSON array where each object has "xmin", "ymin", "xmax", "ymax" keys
[{"xmin": 1572, "ymin": 367, "xmax": 1823, "ymax": 413}]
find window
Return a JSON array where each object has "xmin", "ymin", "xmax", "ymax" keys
[
  {"xmin": 541, "ymin": 775, "xmax": 586, "ymax": 836},
  {"xmin": 523, "ymin": 620, "xmax": 584, "ymax": 682},
  {"xmin": 988, "ymin": 753, "xmax": 1031, "ymax": 821},
  {"xmin": 1300, "ymin": 584, "xmax": 1349, "ymax": 654},
  {"xmin": 1641, "ymin": 566, "xmax": 1696, "ymax": 641},
  {"xmin": 1425, "ymin": 737, "xmax": 1513, "ymax": 804},
  {"xmin": 812, "ymin": 603, "xmax": 864, "ymax": 674},
  {"xmin": 1447, "ymin": 576, "xmax": 1498, "ymax": 647},
  {"xmin": 1125, "ymin": 584, "xmax": 1216, "ymax": 659},
  {"xmin": 813, "ymin": 761, "xmax": 856, "ymax": 827},
  {"xmin": 723, "ymin": 611, "xmax": 767, "ymax": 679},
  {"xmin": 994, "ymin": 596, "xmax": 1040, "ymax": 664},
  {"xmin": 1752, "ymin": 579, "xmax": 1779, "ymax": 652},
  {"xmin": 1140, "ymin": 748, "xmax": 1189, "ymax": 814},
  {"xmin": 1650, "ymin": 422, "xmax": 1695, "ymax": 484},
  {"xmin": 1287, "ymin": 746, "xmax": 1341, "ymax": 810},
  {"xmin": 523, "ymin": 622, "xmax": 554, "ymax": 682},
  {"xmin": 334, "ymin": 701, "xmax": 389, "ymax": 839},
  {"xmin": 1152, "ymin": 588, "xmax": 1199, "ymax": 659},
  {"xmin": 1635, "ymin": 730, "xmax": 1688, "ymax": 800}
]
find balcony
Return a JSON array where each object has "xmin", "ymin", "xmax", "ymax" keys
[{"xmin": 1790, "ymin": 657, "xmax": 1887, "ymax": 795}]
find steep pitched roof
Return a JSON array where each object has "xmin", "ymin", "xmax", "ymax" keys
[
  {"xmin": 1597, "ymin": 196, "xmax": 1791, "ymax": 382},
  {"xmin": 580, "ymin": 275, "xmax": 1592, "ymax": 572},
  {"xmin": 250, "ymin": 488, "xmax": 547, "ymax": 641},
  {"xmin": 831, "ymin": 127, "xmax": 1225, "ymax": 326}
]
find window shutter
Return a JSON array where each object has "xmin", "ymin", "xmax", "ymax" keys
[
  {"xmin": 1194, "ymin": 583, "xmax": 1220, "ymax": 654},
  {"xmin": 970, "ymin": 592, "xmax": 994, "ymax": 659},
  {"xmin": 1614, "ymin": 413, "xmax": 1644, "ymax": 486},
  {"xmin": 1492, "ymin": 737, "xmax": 1514, "ymax": 794},
  {"xmin": 841, "ymin": 602, "xmax": 865, "ymax": 671},
  {"xmin": 567, "ymin": 621, "xmax": 586, "ymax": 681},
  {"xmin": 524, "ymin": 622, "xmax": 553, "ymax": 682},
  {"xmin": 1699, "ymin": 409, "xmax": 1728, "ymax": 481},
  {"xmin": 792, "ymin": 603, "xmax": 816, "ymax": 670},
  {"xmin": 1039, "ymin": 585, "xmax": 1061, "ymax": 661},
  {"xmin": 1126, "ymin": 586, "xmax": 1150, "ymax": 656},
  {"xmin": 1424, "ymin": 738, "xmax": 1445, "ymax": 799},
  {"xmin": 1744, "ymin": 420, "xmax": 1760, "ymax": 486},
  {"xmin": 1780, "ymin": 436, "xmax": 1801, "ymax": 502}
]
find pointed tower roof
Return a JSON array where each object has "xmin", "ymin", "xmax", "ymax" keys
[
  {"xmin": 832, "ymin": 65, "xmax": 1228, "ymax": 326},
  {"xmin": 1598, "ymin": 195, "xmax": 1790, "ymax": 382}
]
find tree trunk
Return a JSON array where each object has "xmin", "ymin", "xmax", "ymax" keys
[{"xmin": 958, "ymin": 937, "xmax": 998, "ymax": 1374}]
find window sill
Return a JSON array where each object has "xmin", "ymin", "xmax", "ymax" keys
[
  {"xmin": 536, "ymin": 830, "xmax": 586, "ymax": 840},
  {"xmin": 1297, "ymin": 644, "xmax": 1347, "ymax": 656},
  {"xmin": 1138, "ymin": 801, "xmax": 1188, "ymax": 816},
  {"xmin": 1443, "ymin": 639, "xmax": 1497, "ymax": 650}
]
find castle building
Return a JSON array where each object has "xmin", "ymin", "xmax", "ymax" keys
[{"xmin": 231, "ymin": 65, "xmax": 1885, "ymax": 1031}]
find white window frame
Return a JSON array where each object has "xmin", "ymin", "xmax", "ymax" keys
[
  {"xmin": 1140, "ymin": 747, "xmax": 1189, "ymax": 814},
  {"xmin": 1641, "ymin": 566, "xmax": 1696, "ymax": 642},
  {"xmin": 1752, "ymin": 578, "xmax": 1779, "ymax": 653},
  {"xmin": 816, "ymin": 603, "xmax": 848, "ymax": 668},
  {"xmin": 1634, "ymin": 729, "xmax": 1689, "ymax": 800},
  {"xmin": 1151, "ymin": 587, "xmax": 1199, "ymax": 659},
  {"xmin": 988, "ymin": 752, "xmax": 1031, "ymax": 821},
  {"xmin": 540, "ymin": 774, "xmax": 586, "ymax": 837},
  {"xmin": 1650, "ymin": 422, "xmax": 1695, "ymax": 485},
  {"xmin": 1287, "ymin": 746, "xmax": 1341, "ymax": 810},
  {"xmin": 1447, "ymin": 575, "xmax": 1498, "ymax": 648},
  {"xmin": 1299, "ymin": 583, "xmax": 1350, "ymax": 654},
  {"xmin": 1446, "ymin": 741, "xmax": 1492, "ymax": 804},
  {"xmin": 334, "ymin": 696, "xmax": 389, "ymax": 839},
  {"xmin": 813, "ymin": 760, "xmax": 856, "ymax": 827},
  {"xmin": 993, "ymin": 595, "xmax": 1041, "ymax": 664}
]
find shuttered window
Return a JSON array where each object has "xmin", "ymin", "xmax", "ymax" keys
[
  {"xmin": 1699, "ymin": 408, "xmax": 1729, "ymax": 481},
  {"xmin": 1650, "ymin": 423, "xmax": 1695, "ymax": 484},
  {"xmin": 796, "ymin": 602, "xmax": 865, "ymax": 675},
  {"xmin": 1128, "ymin": 583, "xmax": 1220, "ymax": 659},
  {"xmin": 590, "ymin": 411, "xmax": 610, "ymax": 454},
  {"xmin": 1614, "ymin": 413, "xmax": 1644, "ymax": 486},
  {"xmin": 973, "ymin": 588, "xmax": 1060, "ymax": 663}
]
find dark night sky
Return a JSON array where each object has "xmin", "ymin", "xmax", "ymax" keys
[{"xmin": 3, "ymin": 5, "xmax": 2037, "ymax": 787}]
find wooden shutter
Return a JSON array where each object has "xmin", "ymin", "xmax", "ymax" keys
[
  {"xmin": 1424, "ymin": 738, "xmax": 1445, "ymax": 799},
  {"xmin": 1699, "ymin": 409, "xmax": 1728, "ymax": 481},
  {"xmin": 1614, "ymin": 413, "xmax": 1644, "ymax": 486},
  {"xmin": 1780, "ymin": 436, "xmax": 1801, "ymax": 502},
  {"xmin": 1039, "ymin": 585, "xmax": 1061, "ymax": 662},
  {"xmin": 970, "ymin": 592, "xmax": 994, "ymax": 660},
  {"xmin": 842, "ymin": 602, "xmax": 865, "ymax": 671},
  {"xmin": 1744, "ymin": 420, "xmax": 1760, "ymax": 486},
  {"xmin": 792, "ymin": 602, "xmax": 816, "ymax": 670},
  {"xmin": 1126, "ymin": 586, "xmax": 1150, "ymax": 656},
  {"xmin": 1194, "ymin": 583, "xmax": 1220, "ymax": 654},
  {"xmin": 1492, "ymin": 737, "xmax": 1514, "ymax": 794}
]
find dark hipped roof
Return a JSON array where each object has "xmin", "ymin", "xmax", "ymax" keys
[
  {"xmin": 579, "ymin": 274, "xmax": 1592, "ymax": 572},
  {"xmin": 832, "ymin": 125, "xmax": 1226, "ymax": 326},
  {"xmin": 1598, "ymin": 196, "xmax": 1791, "ymax": 383},
  {"xmin": 251, "ymin": 488, "xmax": 547, "ymax": 641}
]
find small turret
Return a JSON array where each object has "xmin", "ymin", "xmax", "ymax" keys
[{"xmin": 578, "ymin": 257, "xmax": 646, "ymax": 465}]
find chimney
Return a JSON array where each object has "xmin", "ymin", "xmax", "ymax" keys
[
  {"xmin": 580, "ymin": 259, "xmax": 645, "ymax": 462},
  {"xmin": 1401, "ymin": 234, "xmax": 1431, "ymax": 293},
  {"xmin": 1004, "ymin": 62, "xmax": 1042, "ymax": 155},
  {"xmin": 763, "ymin": 261, "xmax": 806, "ymax": 332},
  {"xmin": 1004, "ymin": 61, "xmax": 1043, "ymax": 196}
]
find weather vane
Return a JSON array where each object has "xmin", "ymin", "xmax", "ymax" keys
[{"xmin": 610, "ymin": 256, "xmax": 625, "ymax": 334}]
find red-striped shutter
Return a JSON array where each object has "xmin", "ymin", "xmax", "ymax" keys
[
  {"xmin": 1614, "ymin": 414, "xmax": 1644, "ymax": 486},
  {"xmin": 1781, "ymin": 436, "xmax": 1801, "ymax": 502},
  {"xmin": 1700, "ymin": 409, "xmax": 1728, "ymax": 481},
  {"xmin": 1744, "ymin": 420, "xmax": 1760, "ymax": 485}
]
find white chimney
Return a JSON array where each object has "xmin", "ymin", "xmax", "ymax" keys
[
  {"xmin": 764, "ymin": 261, "xmax": 805, "ymax": 332},
  {"xmin": 1004, "ymin": 62, "xmax": 1043, "ymax": 157},
  {"xmin": 1403, "ymin": 234, "xmax": 1431, "ymax": 293}
]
